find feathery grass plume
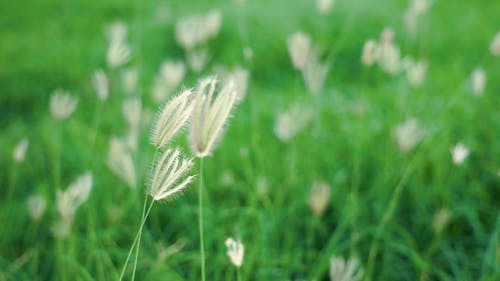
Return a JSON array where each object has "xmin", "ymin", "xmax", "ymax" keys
[
  {"xmin": 152, "ymin": 60, "xmax": 186, "ymax": 103},
  {"xmin": 228, "ymin": 66, "xmax": 249, "ymax": 102},
  {"xmin": 13, "ymin": 137, "xmax": 29, "ymax": 163},
  {"xmin": 377, "ymin": 34, "xmax": 401, "ymax": 74},
  {"xmin": 187, "ymin": 48, "xmax": 209, "ymax": 73},
  {"xmin": 52, "ymin": 172, "xmax": 93, "ymax": 238},
  {"xmin": 309, "ymin": 181, "xmax": 331, "ymax": 217},
  {"xmin": 471, "ymin": 68, "xmax": 486, "ymax": 97},
  {"xmin": 490, "ymin": 32, "xmax": 500, "ymax": 56},
  {"xmin": 148, "ymin": 148, "xmax": 195, "ymax": 201},
  {"xmin": 450, "ymin": 142, "xmax": 469, "ymax": 165},
  {"xmin": 27, "ymin": 194, "xmax": 47, "ymax": 222},
  {"xmin": 361, "ymin": 40, "xmax": 378, "ymax": 66},
  {"xmin": 151, "ymin": 89, "xmax": 194, "ymax": 148},
  {"xmin": 122, "ymin": 67, "xmax": 139, "ymax": 95},
  {"xmin": 108, "ymin": 137, "xmax": 136, "ymax": 188},
  {"xmin": 404, "ymin": 0, "xmax": 432, "ymax": 34},
  {"xmin": 256, "ymin": 175, "xmax": 269, "ymax": 198},
  {"xmin": 175, "ymin": 10, "xmax": 221, "ymax": 50},
  {"xmin": 105, "ymin": 20, "xmax": 128, "ymax": 44},
  {"xmin": 107, "ymin": 41, "xmax": 131, "ymax": 69},
  {"xmin": 92, "ymin": 69, "xmax": 109, "ymax": 101},
  {"xmin": 274, "ymin": 103, "xmax": 314, "ymax": 142},
  {"xmin": 189, "ymin": 77, "xmax": 237, "ymax": 157},
  {"xmin": 392, "ymin": 118, "xmax": 425, "ymax": 153},
  {"xmin": 330, "ymin": 256, "xmax": 364, "ymax": 281},
  {"xmin": 316, "ymin": 0, "xmax": 335, "ymax": 14},
  {"xmin": 156, "ymin": 238, "xmax": 187, "ymax": 263},
  {"xmin": 287, "ymin": 32, "xmax": 311, "ymax": 70},
  {"xmin": 433, "ymin": 208, "xmax": 451, "ymax": 235},
  {"xmin": 123, "ymin": 97, "xmax": 142, "ymax": 150},
  {"xmin": 225, "ymin": 237, "xmax": 244, "ymax": 268},
  {"xmin": 50, "ymin": 90, "xmax": 78, "ymax": 121},
  {"xmin": 302, "ymin": 48, "xmax": 329, "ymax": 94},
  {"xmin": 402, "ymin": 57, "xmax": 427, "ymax": 87}
]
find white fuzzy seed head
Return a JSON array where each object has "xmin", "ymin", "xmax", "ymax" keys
[
  {"xmin": 121, "ymin": 68, "xmax": 139, "ymax": 94},
  {"xmin": 107, "ymin": 137, "xmax": 136, "ymax": 188},
  {"xmin": 403, "ymin": 57, "xmax": 427, "ymax": 87},
  {"xmin": 27, "ymin": 194, "xmax": 47, "ymax": 222},
  {"xmin": 225, "ymin": 237, "xmax": 244, "ymax": 268},
  {"xmin": 151, "ymin": 89, "xmax": 194, "ymax": 148},
  {"xmin": 149, "ymin": 148, "xmax": 195, "ymax": 201},
  {"xmin": 433, "ymin": 208, "xmax": 451, "ymax": 235},
  {"xmin": 50, "ymin": 90, "xmax": 78, "ymax": 121},
  {"xmin": 287, "ymin": 32, "xmax": 311, "ymax": 71},
  {"xmin": 490, "ymin": 32, "xmax": 500, "ymax": 56},
  {"xmin": 92, "ymin": 69, "xmax": 109, "ymax": 101},
  {"xmin": 450, "ymin": 142, "xmax": 469, "ymax": 165},
  {"xmin": 316, "ymin": 0, "xmax": 335, "ymax": 14},
  {"xmin": 361, "ymin": 40, "xmax": 379, "ymax": 66},
  {"xmin": 13, "ymin": 137, "xmax": 29, "ymax": 163},
  {"xmin": 301, "ymin": 48, "xmax": 329, "ymax": 94},
  {"xmin": 330, "ymin": 256, "xmax": 364, "ymax": 281},
  {"xmin": 309, "ymin": 181, "xmax": 331, "ymax": 217},
  {"xmin": 107, "ymin": 40, "xmax": 131, "ymax": 68},
  {"xmin": 393, "ymin": 118, "xmax": 425, "ymax": 153},
  {"xmin": 122, "ymin": 97, "xmax": 142, "ymax": 129},
  {"xmin": 471, "ymin": 68, "xmax": 486, "ymax": 97},
  {"xmin": 175, "ymin": 11, "xmax": 222, "ymax": 50},
  {"xmin": 189, "ymin": 77, "xmax": 237, "ymax": 157}
]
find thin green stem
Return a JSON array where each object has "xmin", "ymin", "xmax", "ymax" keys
[
  {"xmin": 237, "ymin": 267, "xmax": 242, "ymax": 281},
  {"xmin": 365, "ymin": 162, "xmax": 414, "ymax": 280},
  {"xmin": 131, "ymin": 194, "xmax": 149, "ymax": 281},
  {"xmin": 118, "ymin": 199, "xmax": 155, "ymax": 281},
  {"xmin": 198, "ymin": 157, "xmax": 206, "ymax": 281}
]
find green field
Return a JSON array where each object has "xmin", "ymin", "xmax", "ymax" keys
[{"xmin": 1, "ymin": 0, "xmax": 499, "ymax": 280}]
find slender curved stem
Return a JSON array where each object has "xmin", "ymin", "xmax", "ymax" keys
[
  {"xmin": 131, "ymin": 194, "xmax": 149, "ymax": 281},
  {"xmin": 118, "ymin": 199, "xmax": 155, "ymax": 281},
  {"xmin": 198, "ymin": 158, "xmax": 206, "ymax": 281}
]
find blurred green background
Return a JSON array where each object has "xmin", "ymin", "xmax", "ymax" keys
[{"xmin": 1, "ymin": 0, "xmax": 499, "ymax": 280}]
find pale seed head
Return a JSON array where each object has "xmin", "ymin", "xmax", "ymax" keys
[
  {"xmin": 450, "ymin": 142, "xmax": 469, "ymax": 165},
  {"xmin": 92, "ymin": 69, "xmax": 109, "ymax": 101},
  {"xmin": 13, "ymin": 137, "xmax": 29, "ymax": 163},
  {"xmin": 27, "ymin": 194, "xmax": 47, "ymax": 222},
  {"xmin": 107, "ymin": 136, "xmax": 136, "ymax": 188},
  {"xmin": 330, "ymin": 256, "xmax": 364, "ymax": 281},
  {"xmin": 151, "ymin": 89, "xmax": 194, "ymax": 148},
  {"xmin": 189, "ymin": 77, "xmax": 237, "ymax": 157},
  {"xmin": 393, "ymin": 118, "xmax": 425, "ymax": 153},
  {"xmin": 50, "ymin": 90, "xmax": 78, "ymax": 121},
  {"xmin": 225, "ymin": 237, "xmax": 244, "ymax": 268},
  {"xmin": 471, "ymin": 68, "xmax": 486, "ymax": 97},
  {"xmin": 309, "ymin": 181, "xmax": 331, "ymax": 217},
  {"xmin": 287, "ymin": 32, "xmax": 311, "ymax": 71},
  {"xmin": 149, "ymin": 148, "xmax": 195, "ymax": 201}
]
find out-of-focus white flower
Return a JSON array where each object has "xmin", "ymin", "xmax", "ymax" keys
[
  {"xmin": 107, "ymin": 40, "xmax": 131, "ymax": 68},
  {"xmin": 309, "ymin": 181, "xmax": 331, "ymax": 217},
  {"xmin": 121, "ymin": 68, "xmax": 139, "ymax": 95},
  {"xmin": 378, "ymin": 41, "xmax": 401, "ymax": 75},
  {"xmin": 228, "ymin": 66, "xmax": 249, "ymax": 102},
  {"xmin": 302, "ymin": 48, "xmax": 329, "ymax": 94},
  {"xmin": 404, "ymin": 0, "xmax": 432, "ymax": 34},
  {"xmin": 274, "ymin": 104, "xmax": 314, "ymax": 142},
  {"xmin": 256, "ymin": 175, "xmax": 269, "ymax": 197},
  {"xmin": 152, "ymin": 61, "xmax": 187, "ymax": 103},
  {"xmin": 108, "ymin": 137, "xmax": 136, "ymax": 189},
  {"xmin": 27, "ymin": 194, "xmax": 46, "ymax": 222},
  {"xmin": 402, "ymin": 57, "xmax": 427, "ymax": 87},
  {"xmin": 471, "ymin": 68, "xmax": 486, "ymax": 97},
  {"xmin": 105, "ymin": 21, "xmax": 128, "ymax": 44},
  {"xmin": 122, "ymin": 97, "xmax": 142, "ymax": 129},
  {"xmin": 50, "ymin": 90, "xmax": 78, "ymax": 121},
  {"xmin": 175, "ymin": 10, "xmax": 222, "ymax": 50},
  {"xmin": 433, "ymin": 208, "xmax": 451, "ymax": 235},
  {"xmin": 53, "ymin": 172, "xmax": 93, "ymax": 238},
  {"xmin": 393, "ymin": 118, "xmax": 425, "ymax": 153},
  {"xmin": 225, "ymin": 237, "xmax": 244, "ymax": 268},
  {"xmin": 13, "ymin": 137, "xmax": 29, "ymax": 163},
  {"xmin": 317, "ymin": 0, "xmax": 335, "ymax": 14},
  {"xmin": 450, "ymin": 142, "xmax": 469, "ymax": 165},
  {"xmin": 330, "ymin": 256, "xmax": 364, "ymax": 281},
  {"xmin": 187, "ymin": 49, "xmax": 209, "ymax": 73},
  {"xmin": 287, "ymin": 32, "xmax": 311, "ymax": 70},
  {"xmin": 361, "ymin": 40, "xmax": 379, "ymax": 66},
  {"xmin": 490, "ymin": 32, "xmax": 500, "ymax": 56},
  {"xmin": 92, "ymin": 69, "xmax": 109, "ymax": 101},
  {"xmin": 161, "ymin": 60, "xmax": 186, "ymax": 89}
]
